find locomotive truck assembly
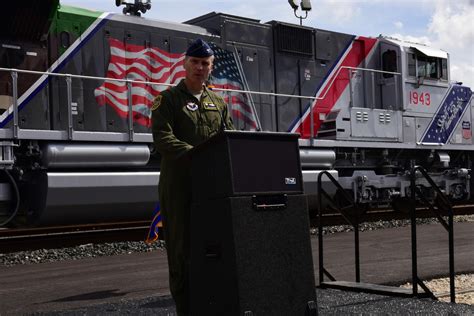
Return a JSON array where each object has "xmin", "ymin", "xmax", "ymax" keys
[{"xmin": 0, "ymin": 0, "xmax": 472, "ymax": 227}]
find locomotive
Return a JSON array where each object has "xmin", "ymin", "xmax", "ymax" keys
[{"xmin": 0, "ymin": 1, "xmax": 472, "ymax": 226}]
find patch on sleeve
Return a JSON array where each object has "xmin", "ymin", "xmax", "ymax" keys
[{"xmin": 151, "ymin": 95, "xmax": 162, "ymax": 111}]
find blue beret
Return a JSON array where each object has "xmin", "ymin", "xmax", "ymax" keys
[{"xmin": 186, "ymin": 38, "xmax": 214, "ymax": 58}]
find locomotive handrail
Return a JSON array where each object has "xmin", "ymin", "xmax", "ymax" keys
[
  {"xmin": 0, "ymin": 66, "xmax": 401, "ymax": 102},
  {"xmin": 0, "ymin": 67, "xmax": 315, "ymax": 100},
  {"xmin": 0, "ymin": 66, "xmax": 401, "ymax": 142}
]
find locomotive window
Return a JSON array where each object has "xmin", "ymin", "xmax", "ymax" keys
[
  {"xmin": 60, "ymin": 31, "xmax": 70, "ymax": 48},
  {"xmin": 417, "ymin": 56, "xmax": 427, "ymax": 77},
  {"xmin": 408, "ymin": 52, "xmax": 447, "ymax": 80},
  {"xmin": 382, "ymin": 50, "xmax": 397, "ymax": 78},
  {"xmin": 441, "ymin": 58, "xmax": 448, "ymax": 80},
  {"xmin": 407, "ymin": 53, "xmax": 416, "ymax": 77},
  {"xmin": 418, "ymin": 56, "xmax": 439, "ymax": 79}
]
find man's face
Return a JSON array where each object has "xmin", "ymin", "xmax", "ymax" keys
[{"xmin": 184, "ymin": 56, "xmax": 214, "ymax": 85}]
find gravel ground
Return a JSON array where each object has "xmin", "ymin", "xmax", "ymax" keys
[
  {"xmin": 0, "ymin": 241, "xmax": 165, "ymax": 267},
  {"xmin": 2, "ymin": 215, "xmax": 472, "ymax": 267},
  {"xmin": 401, "ymin": 273, "xmax": 474, "ymax": 305},
  {"xmin": 311, "ymin": 214, "xmax": 474, "ymax": 235},
  {"xmin": 2, "ymin": 215, "xmax": 472, "ymax": 314},
  {"xmin": 30, "ymin": 288, "xmax": 474, "ymax": 315}
]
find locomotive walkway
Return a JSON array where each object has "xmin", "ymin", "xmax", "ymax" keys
[{"xmin": 0, "ymin": 222, "xmax": 473, "ymax": 314}]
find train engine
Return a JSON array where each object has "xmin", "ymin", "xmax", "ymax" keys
[{"xmin": 0, "ymin": 1, "xmax": 472, "ymax": 226}]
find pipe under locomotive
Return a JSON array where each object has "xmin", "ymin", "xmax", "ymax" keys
[{"xmin": 0, "ymin": 1, "xmax": 472, "ymax": 226}]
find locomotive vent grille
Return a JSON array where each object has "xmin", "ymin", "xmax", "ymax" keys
[
  {"xmin": 356, "ymin": 111, "xmax": 369, "ymax": 122},
  {"xmin": 379, "ymin": 113, "xmax": 391, "ymax": 124},
  {"xmin": 276, "ymin": 24, "xmax": 313, "ymax": 56}
]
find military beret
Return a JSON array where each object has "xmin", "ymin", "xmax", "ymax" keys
[{"xmin": 186, "ymin": 38, "xmax": 214, "ymax": 58}]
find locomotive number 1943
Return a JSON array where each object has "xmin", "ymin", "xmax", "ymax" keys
[{"xmin": 409, "ymin": 91, "xmax": 431, "ymax": 106}]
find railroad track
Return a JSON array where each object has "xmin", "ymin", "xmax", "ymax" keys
[
  {"xmin": 1, "ymin": 205, "xmax": 473, "ymax": 254},
  {"xmin": 312, "ymin": 204, "xmax": 474, "ymax": 226},
  {"xmin": 0, "ymin": 221, "xmax": 151, "ymax": 253}
]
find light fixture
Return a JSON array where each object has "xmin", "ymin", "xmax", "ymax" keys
[
  {"xmin": 288, "ymin": 0, "xmax": 299, "ymax": 10},
  {"xmin": 116, "ymin": 0, "xmax": 152, "ymax": 17},
  {"xmin": 301, "ymin": 0, "xmax": 312, "ymax": 11},
  {"xmin": 288, "ymin": 0, "xmax": 312, "ymax": 25}
]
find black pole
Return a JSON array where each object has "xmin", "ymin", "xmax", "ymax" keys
[
  {"xmin": 410, "ymin": 168, "xmax": 418, "ymax": 296},
  {"xmin": 355, "ymin": 223, "xmax": 360, "ymax": 282},
  {"xmin": 318, "ymin": 173, "xmax": 324, "ymax": 285},
  {"xmin": 449, "ymin": 211, "xmax": 455, "ymax": 303}
]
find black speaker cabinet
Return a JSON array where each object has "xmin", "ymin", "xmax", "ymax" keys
[
  {"xmin": 190, "ymin": 194, "xmax": 316, "ymax": 315},
  {"xmin": 190, "ymin": 131, "xmax": 303, "ymax": 202}
]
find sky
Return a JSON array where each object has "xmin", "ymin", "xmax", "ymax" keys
[{"xmin": 60, "ymin": 0, "xmax": 474, "ymax": 88}]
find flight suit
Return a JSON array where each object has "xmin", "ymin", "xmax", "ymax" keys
[{"xmin": 151, "ymin": 79, "xmax": 234, "ymax": 315}]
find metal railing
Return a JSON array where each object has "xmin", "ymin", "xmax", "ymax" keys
[
  {"xmin": 347, "ymin": 67, "xmax": 401, "ymax": 110},
  {"xmin": 0, "ymin": 67, "xmax": 176, "ymax": 142},
  {"xmin": 317, "ymin": 167, "xmax": 457, "ymax": 302},
  {"xmin": 410, "ymin": 166, "xmax": 456, "ymax": 303},
  {"xmin": 0, "ymin": 65, "xmax": 400, "ymax": 142},
  {"xmin": 317, "ymin": 170, "xmax": 359, "ymax": 284}
]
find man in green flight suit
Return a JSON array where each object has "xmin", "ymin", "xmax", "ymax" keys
[{"xmin": 151, "ymin": 38, "xmax": 234, "ymax": 315}]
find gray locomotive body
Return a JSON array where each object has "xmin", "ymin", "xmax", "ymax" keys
[{"xmin": 0, "ymin": 2, "xmax": 472, "ymax": 226}]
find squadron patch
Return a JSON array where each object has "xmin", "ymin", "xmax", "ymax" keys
[
  {"xmin": 151, "ymin": 95, "xmax": 162, "ymax": 111},
  {"xmin": 186, "ymin": 102, "xmax": 198, "ymax": 111},
  {"xmin": 203, "ymin": 103, "xmax": 218, "ymax": 111}
]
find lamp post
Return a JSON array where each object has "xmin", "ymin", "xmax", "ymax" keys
[{"xmin": 288, "ymin": 0, "xmax": 312, "ymax": 25}]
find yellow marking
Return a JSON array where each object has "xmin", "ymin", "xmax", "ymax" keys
[{"xmin": 151, "ymin": 95, "xmax": 162, "ymax": 111}]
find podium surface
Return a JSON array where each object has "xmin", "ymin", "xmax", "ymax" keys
[{"xmin": 189, "ymin": 131, "xmax": 317, "ymax": 315}]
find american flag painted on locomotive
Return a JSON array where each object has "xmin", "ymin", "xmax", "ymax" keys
[
  {"xmin": 94, "ymin": 38, "xmax": 256, "ymax": 128},
  {"xmin": 290, "ymin": 36, "xmax": 378, "ymax": 137},
  {"xmin": 94, "ymin": 38, "xmax": 185, "ymax": 127},
  {"xmin": 209, "ymin": 43, "xmax": 258, "ymax": 129}
]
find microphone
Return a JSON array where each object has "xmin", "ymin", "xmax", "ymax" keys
[{"xmin": 217, "ymin": 105, "xmax": 228, "ymax": 131}]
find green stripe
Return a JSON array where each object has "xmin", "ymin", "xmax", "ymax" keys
[
  {"xmin": 52, "ymin": 5, "xmax": 105, "ymax": 54},
  {"xmin": 57, "ymin": 4, "xmax": 104, "ymax": 19}
]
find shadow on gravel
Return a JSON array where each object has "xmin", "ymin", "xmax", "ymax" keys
[
  {"xmin": 327, "ymin": 296, "xmax": 395, "ymax": 308},
  {"xmin": 48, "ymin": 289, "xmax": 127, "ymax": 302},
  {"xmin": 139, "ymin": 296, "xmax": 175, "ymax": 309}
]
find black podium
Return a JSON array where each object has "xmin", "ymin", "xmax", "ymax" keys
[{"xmin": 189, "ymin": 131, "xmax": 317, "ymax": 315}]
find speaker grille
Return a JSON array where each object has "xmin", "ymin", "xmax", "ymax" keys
[{"xmin": 190, "ymin": 195, "xmax": 316, "ymax": 315}]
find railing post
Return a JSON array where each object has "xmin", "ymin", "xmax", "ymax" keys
[
  {"xmin": 449, "ymin": 208, "xmax": 455, "ymax": 303},
  {"xmin": 394, "ymin": 75, "xmax": 399, "ymax": 110},
  {"xmin": 410, "ymin": 168, "xmax": 418, "ymax": 297},
  {"xmin": 318, "ymin": 171, "xmax": 324, "ymax": 285},
  {"xmin": 127, "ymin": 80, "xmax": 134, "ymax": 142},
  {"xmin": 371, "ymin": 72, "xmax": 376, "ymax": 109},
  {"xmin": 11, "ymin": 71, "xmax": 19, "ymax": 139},
  {"xmin": 348, "ymin": 69, "xmax": 354, "ymax": 108},
  {"xmin": 354, "ymin": 218, "xmax": 360, "ymax": 282},
  {"xmin": 310, "ymin": 97, "xmax": 314, "ymax": 144},
  {"xmin": 66, "ymin": 75, "xmax": 73, "ymax": 140}
]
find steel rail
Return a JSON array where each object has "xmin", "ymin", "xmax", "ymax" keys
[
  {"xmin": 0, "ymin": 221, "xmax": 152, "ymax": 253},
  {"xmin": 0, "ymin": 66, "xmax": 400, "ymax": 101}
]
